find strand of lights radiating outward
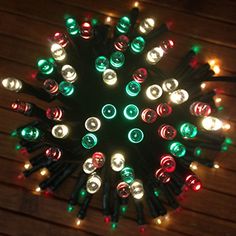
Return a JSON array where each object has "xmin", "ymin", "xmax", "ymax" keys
[{"xmin": 3, "ymin": 1, "xmax": 233, "ymax": 232}]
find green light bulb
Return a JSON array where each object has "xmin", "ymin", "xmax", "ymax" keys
[
  {"xmin": 15, "ymin": 144, "xmax": 22, "ymax": 150},
  {"xmin": 81, "ymin": 133, "xmax": 98, "ymax": 149},
  {"xmin": 126, "ymin": 81, "xmax": 141, "ymax": 97},
  {"xmin": 130, "ymin": 36, "xmax": 145, "ymax": 54},
  {"xmin": 59, "ymin": 81, "xmax": 74, "ymax": 96},
  {"xmin": 111, "ymin": 222, "xmax": 117, "ymax": 230},
  {"xmin": 65, "ymin": 17, "xmax": 80, "ymax": 35},
  {"xmin": 67, "ymin": 204, "xmax": 74, "ymax": 212},
  {"xmin": 225, "ymin": 137, "xmax": 232, "ymax": 145},
  {"xmin": 110, "ymin": 51, "xmax": 125, "ymax": 69},
  {"xmin": 154, "ymin": 189, "xmax": 160, "ymax": 197},
  {"xmin": 37, "ymin": 59, "xmax": 54, "ymax": 75},
  {"xmin": 179, "ymin": 123, "xmax": 198, "ymax": 138},
  {"xmin": 123, "ymin": 104, "xmax": 139, "ymax": 120},
  {"xmin": 95, "ymin": 56, "xmax": 109, "ymax": 72},
  {"xmin": 192, "ymin": 44, "xmax": 201, "ymax": 54},
  {"xmin": 121, "ymin": 167, "xmax": 134, "ymax": 184},
  {"xmin": 128, "ymin": 128, "xmax": 144, "ymax": 143},
  {"xmin": 101, "ymin": 104, "xmax": 117, "ymax": 119},
  {"xmin": 116, "ymin": 16, "xmax": 131, "ymax": 34},
  {"xmin": 80, "ymin": 189, "xmax": 87, "ymax": 197},
  {"xmin": 194, "ymin": 147, "xmax": 202, "ymax": 157},
  {"xmin": 169, "ymin": 141, "xmax": 186, "ymax": 157},
  {"xmin": 11, "ymin": 130, "xmax": 17, "ymax": 137},
  {"xmin": 20, "ymin": 127, "xmax": 41, "ymax": 141},
  {"xmin": 121, "ymin": 205, "xmax": 127, "ymax": 214}
]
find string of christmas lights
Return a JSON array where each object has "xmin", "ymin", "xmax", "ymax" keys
[{"xmin": 1, "ymin": 2, "xmax": 233, "ymax": 232}]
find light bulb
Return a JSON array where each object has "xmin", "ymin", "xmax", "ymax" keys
[
  {"xmin": 61, "ymin": 65, "xmax": 78, "ymax": 83},
  {"xmin": 81, "ymin": 133, "xmax": 98, "ymax": 149},
  {"xmin": 35, "ymin": 186, "xmax": 41, "ymax": 193},
  {"xmin": 51, "ymin": 124, "xmax": 69, "ymax": 139},
  {"xmin": 85, "ymin": 117, "xmax": 101, "ymax": 132},
  {"xmin": 158, "ymin": 124, "xmax": 177, "ymax": 140},
  {"xmin": 102, "ymin": 69, "xmax": 117, "ymax": 86},
  {"xmin": 133, "ymin": 1, "xmax": 139, "ymax": 7},
  {"xmin": 190, "ymin": 162, "xmax": 198, "ymax": 170},
  {"xmin": 11, "ymin": 101, "xmax": 32, "ymax": 114},
  {"xmin": 130, "ymin": 36, "xmax": 145, "ymax": 54},
  {"xmin": 86, "ymin": 173, "xmax": 102, "ymax": 194},
  {"xmin": 128, "ymin": 128, "xmax": 144, "ymax": 143},
  {"xmin": 92, "ymin": 152, "xmax": 105, "ymax": 168},
  {"xmin": 20, "ymin": 127, "xmax": 41, "ymax": 141},
  {"xmin": 110, "ymin": 51, "xmax": 125, "ymax": 69},
  {"xmin": 37, "ymin": 59, "xmax": 54, "ymax": 75},
  {"xmin": 65, "ymin": 17, "xmax": 80, "ymax": 35},
  {"xmin": 146, "ymin": 47, "xmax": 164, "ymax": 65},
  {"xmin": 139, "ymin": 18, "xmax": 155, "ymax": 34},
  {"xmin": 59, "ymin": 81, "xmax": 74, "ymax": 96},
  {"xmin": 215, "ymin": 97, "xmax": 222, "ymax": 103},
  {"xmin": 179, "ymin": 123, "xmax": 198, "ymax": 138},
  {"xmin": 83, "ymin": 157, "xmax": 97, "ymax": 174},
  {"xmin": 160, "ymin": 155, "xmax": 176, "ymax": 172},
  {"xmin": 156, "ymin": 103, "xmax": 172, "ymax": 117},
  {"xmin": 201, "ymin": 83, "xmax": 206, "ymax": 89},
  {"xmin": 101, "ymin": 104, "xmax": 117, "ymax": 119},
  {"xmin": 46, "ymin": 107, "xmax": 64, "ymax": 121},
  {"xmin": 123, "ymin": 104, "xmax": 139, "ymax": 120},
  {"xmin": 146, "ymin": 84, "xmax": 163, "ymax": 100},
  {"xmin": 116, "ymin": 16, "xmax": 131, "ymax": 34},
  {"xmin": 114, "ymin": 35, "xmax": 130, "ymax": 52},
  {"xmin": 43, "ymin": 79, "xmax": 59, "ymax": 95},
  {"xmin": 169, "ymin": 142, "xmax": 186, "ymax": 157},
  {"xmin": 76, "ymin": 219, "xmax": 81, "ymax": 226},
  {"xmin": 24, "ymin": 162, "xmax": 32, "ymax": 170},
  {"xmin": 117, "ymin": 182, "xmax": 130, "ymax": 198},
  {"xmin": 155, "ymin": 168, "xmax": 171, "ymax": 183},
  {"xmin": 132, "ymin": 68, "xmax": 147, "ymax": 83},
  {"xmin": 208, "ymin": 59, "xmax": 220, "ymax": 74},
  {"xmin": 222, "ymin": 123, "xmax": 231, "ymax": 130},
  {"xmin": 111, "ymin": 153, "xmax": 125, "ymax": 172},
  {"xmin": 190, "ymin": 102, "xmax": 211, "ymax": 117},
  {"xmin": 95, "ymin": 56, "xmax": 109, "ymax": 72},
  {"xmin": 202, "ymin": 116, "xmax": 222, "ymax": 131},
  {"xmin": 130, "ymin": 179, "xmax": 144, "ymax": 200},
  {"xmin": 45, "ymin": 147, "xmax": 62, "ymax": 161},
  {"xmin": 126, "ymin": 81, "xmax": 141, "ymax": 97},
  {"xmin": 214, "ymin": 162, "xmax": 220, "ymax": 169},
  {"xmin": 105, "ymin": 16, "xmax": 112, "ymax": 25},
  {"xmin": 121, "ymin": 167, "xmax": 135, "ymax": 184},
  {"xmin": 1, "ymin": 77, "xmax": 22, "ymax": 92},
  {"xmin": 162, "ymin": 78, "xmax": 179, "ymax": 92},
  {"xmin": 80, "ymin": 21, "xmax": 93, "ymax": 39},
  {"xmin": 53, "ymin": 32, "xmax": 68, "ymax": 47},
  {"xmin": 141, "ymin": 108, "xmax": 157, "ymax": 123},
  {"xmin": 40, "ymin": 168, "xmax": 49, "ymax": 176},
  {"xmin": 170, "ymin": 89, "xmax": 189, "ymax": 104},
  {"xmin": 185, "ymin": 175, "xmax": 202, "ymax": 192},
  {"xmin": 51, "ymin": 43, "xmax": 66, "ymax": 61}
]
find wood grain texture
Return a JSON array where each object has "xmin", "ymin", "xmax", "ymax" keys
[{"xmin": 0, "ymin": 0, "xmax": 236, "ymax": 235}]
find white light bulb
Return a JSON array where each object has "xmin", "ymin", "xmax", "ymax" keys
[
  {"xmin": 146, "ymin": 84, "xmax": 163, "ymax": 100},
  {"xmin": 202, "ymin": 116, "xmax": 222, "ymax": 131},
  {"xmin": 162, "ymin": 78, "xmax": 179, "ymax": 92},
  {"xmin": 111, "ymin": 153, "xmax": 125, "ymax": 172},
  {"xmin": 1, "ymin": 77, "xmax": 22, "ymax": 92},
  {"xmin": 85, "ymin": 117, "xmax": 101, "ymax": 132},
  {"xmin": 83, "ymin": 157, "xmax": 97, "ymax": 174},
  {"xmin": 139, "ymin": 18, "xmax": 155, "ymax": 34},
  {"xmin": 51, "ymin": 43, "xmax": 66, "ymax": 61},
  {"xmin": 86, "ymin": 173, "xmax": 102, "ymax": 194},
  {"xmin": 170, "ymin": 89, "xmax": 189, "ymax": 104},
  {"xmin": 146, "ymin": 47, "xmax": 164, "ymax": 65},
  {"xmin": 200, "ymin": 83, "xmax": 206, "ymax": 89},
  {"xmin": 130, "ymin": 179, "xmax": 144, "ymax": 200},
  {"xmin": 61, "ymin": 65, "xmax": 77, "ymax": 83},
  {"xmin": 51, "ymin": 124, "xmax": 69, "ymax": 138},
  {"xmin": 215, "ymin": 97, "xmax": 222, "ymax": 103},
  {"xmin": 102, "ymin": 69, "xmax": 117, "ymax": 86}
]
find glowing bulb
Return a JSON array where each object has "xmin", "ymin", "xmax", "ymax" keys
[
  {"xmin": 215, "ymin": 97, "xmax": 222, "ymax": 103},
  {"xmin": 134, "ymin": 1, "xmax": 139, "ymax": 8},
  {"xmin": 111, "ymin": 153, "xmax": 125, "ymax": 172},
  {"xmin": 208, "ymin": 59, "xmax": 220, "ymax": 74},
  {"xmin": 190, "ymin": 102, "xmax": 212, "ymax": 117},
  {"xmin": 43, "ymin": 79, "xmax": 59, "ymax": 95},
  {"xmin": 80, "ymin": 21, "xmax": 93, "ymax": 39},
  {"xmin": 160, "ymin": 154, "xmax": 176, "ymax": 172},
  {"xmin": 40, "ymin": 168, "xmax": 49, "ymax": 176},
  {"xmin": 37, "ymin": 59, "xmax": 54, "ymax": 75},
  {"xmin": 156, "ymin": 218, "xmax": 162, "ymax": 225},
  {"xmin": 214, "ymin": 163, "xmax": 220, "ymax": 169},
  {"xmin": 126, "ymin": 81, "xmax": 141, "ymax": 96},
  {"xmin": 158, "ymin": 124, "xmax": 177, "ymax": 140},
  {"xmin": 76, "ymin": 219, "xmax": 81, "ymax": 226},
  {"xmin": 123, "ymin": 104, "xmax": 139, "ymax": 120},
  {"xmin": 45, "ymin": 147, "xmax": 62, "ymax": 161},
  {"xmin": 95, "ymin": 56, "xmax": 109, "ymax": 72},
  {"xmin": 110, "ymin": 51, "xmax": 125, "ymax": 69},
  {"xmin": 61, "ymin": 65, "xmax": 77, "ymax": 83},
  {"xmin": 105, "ymin": 16, "xmax": 112, "ymax": 25},
  {"xmin": 222, "ymin": 123, "xmax": 231, "ymax": 130},
  {"xmin": 116, "ymin": 16, "xmax": 131, "ymax": 34},
  {"xmin": 59, "ymin": 81, "xmax": 74, "ymax": 96},
  {"xmin": 81, "ymin": 133, "xmax": 98, "ymax": 149},
  {"xmin": 117, "ymin": 182, "xmax": 130, "ymax": 198},
  {"xmin": 156, "ymin": 103, "xmax": 172, "ymax": 117},
  {"xmin": 201, "ymin": 83, "xmax": 206, "ymax": 89},
  {"xmin": 86, "ymin": 173, "xmax": 102, "ymax": 194},
  {"xmin": 114, "ymin": 35, "xmax": 130, "ymax": 52},
  {"xmin": 128, "ymin": 128, "xmax": 144, "ymax": 143},
  {"xmin": 169, "ymin": 142, "xmax": 186, "ymax": 157},
  {"xmin": 162, "ymin": 78, "xmax": 179, "ymax": 92},
  {"xmin": 146, "ymin": 84, "xmax": 163, "ymax": 100},
  {"xmin": 102, "ymin": 69, "xmax": 117, "ymax": 86},
  {"xmin": 121, "ymin": 167, "xmax": 135, "ymax": 184},
  {"xmin": 20, "ymin": 127, "xmax": 41, "ymax": 141},
  {"xmin": 141, "ymin": 108, "xmax": 157, "ymax": 123},
  {"xmin": 132, "ymin": 68, "xmax": 147, "ymax": 83},
  {"xmin": 185, "ymin": 175, "xmax": 202, "ymax": 192},
  {"xmin": 35, "ymin": 186, "xmax": 41, "ymax": 193},
  {"xmin": 170, "ymin": 89, "xmax": 189, "ymax": 104},
  {"xmin": 51, "ymin": 43, "xmax": 66, "ymax": 61},
  {"xmin": 130, "ymin": 36, "xmax": 145, "ymax": 54},
  {"xmin": 139, "ymin": 18, "xmax": 155, "ymax": 34},
  {"xmin": 11, "ymin": 101, "xmax": 32, "ymax": 114},
  {"xmin": 51, "ymin": 124, "xmax": 69, "ymax": 139},
  {"xmin": 1, "ymin": 77, "xmax": 22, "ymax": 92},
  {"xmin": 85, "ymin": 117, "xmax": 101, "ymax": 132},
  {"xmin": 92, "ymin": 152, "xmax": 105, "ymax": 168},
  {"xmin": 65, "ymin": 17, "xmax": 80, "ymax": 35},
  {"xmin": 101, "ymin": 104, "xmax": 117, "ymax": 119},
  {"xmin": 46, "ymin": 107, "xmax": 64, "ymax": 121},
  {"xmin": 202, "ymin": 116, "xmax": 222, "ymax": 131},
  {"xmin": 130, "ymin": 179, "xmax": 144, "ymax": 200},
  {"xmin": 24, "ymin": 162, "xmax": 32, "ymax": 170},
  {"xmin": 146, "ymin": 47, "xmax": 164, "ymax": 65},
  {"xmin": 155, "ymin": 168, "xmax": 171, "ymax": 183},
  {"xmin": 83, "ymin": 157, "xmax": 97, "ymax": 174},
  {"xmin": 53, "ymin": 32, "xmax": 68, "ymax": 47}
]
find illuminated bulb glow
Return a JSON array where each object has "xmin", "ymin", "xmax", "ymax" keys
[
  {"xmin": 43, "ymin": 79, "xmax": 59, "ymax": 95},
  {"xmin": 222, "ymin": 123, "xmax": 231, "ymax": 130},
  {"xmin": 59, "ymin": 81, "xmax": 74, "ymax": 96},
  {"xmin": 117, "ymin": 181, "xmax": 130, "ymax": 198},
  {"xmin": 126, "ymin": 81, "xmax": 141, "ymax": 97},
  {"xmin": 158, "ymin": 124, "xmax": 177, "ymax": 140},
  {"xmin": 202, "ymin": 116, "xmax": 222, "ymax": 131},
  {"xmin": 190, "ymin": 163, "xmax": 198, "ymax": 170},
  {"xmin": 51, "ymin": 124, "xmax": 69, "ymax": 139},
  {"xmin": 185, "ymin": 175, "xmax": 202, "ymax": 191},
  {"xmin": 139, "ymin": 18, "xmax": 155, "ymax": 34},
  {"xmin": 86, "ymin": 173, "xmax": 102, "ymax": 194},
  {"xmin": 65, "ymin": 17, "xmax": 80, "ymax": 35},
  {"xmin": 92, "ymin": 152, "xmax": 105, "ymax": 168},
  {"xmin": 160, "ymin": 155, "xmax": 176, "ymax": 172},
  {"xmin": 103, "ymin": 69, "xmax": 117, "ymax": 86},
  {"xmin": 155, "ymin": 168, "xmax": 171, "ymax": 183},
  {"xmin": 116, "ymin": 16, "xmax": 131, "ymax": 34},
  {"xmin": 141, "ymin": 108, "xmax": 157, "ymax": 123},
  {"xmin": 105, "ymin": 16, "xmax": 112, "ymax": 24},
  {"xmin": 134, "ymin": 1, "xmax": 139, "ymax": 7},
  {"xmin": 51, "ymin": 43, "xmax": 66, "ymax": 61},
  {"xmin": 40, "ymin": 168, "xmax": 49, "ymax": 176},
  {"xmin": 95, "ymin": 56, "xmax": 109, "ymax": 72},
  {"xmin": 21, "ymin": 127, "xmax": 41, "ymax": 141},
  {"xmin": 114, "ymin": 35, "xmax": 130, "ymax": 52},
  {"xmin": 130, "ymin": 179, "xmax": 144, "ymax": 200},
  {"xmin": 1, "ymin": 77, "xmax": 22, "ymax": 92},
  {"xmin": 156, "ymin": 103, "xmax": 172, "ymax": 117},
  {"xmin": 130, "ymin": 36, "xmax": 145, "ymax": 54},
  {"xmin": 85, "ymin": 117, "xmax": 101, "ymax": 132},
  {"xmin": 45, "ymin": 147, "xmax": 62, "ymax": 161},
  {"xmin": 53, "ymin": 32, "xmax": 68, "ymax": 47},
  {"xmin": 201, "ymin": 83, "xmax": 206, "ymax": 89},
  {"xmin": 190, "ymin": 102, "xmax": 212, "ymax": 117},
  {"xmin": 35, "ymin": 186, "xmax": 41, "ymax": 193},
  {"xmin": 80, "ymin": 21, "xmax": 93, "ymax": 39},
  {"xmin": 170, "ymin": 89, "xmax": 189, "ymax": 104},
  {"xmin": 146, "ymin": 84, "xmax": 163, "ymax": 100},
  {"xmin": 76, "ymin": 219, "xmax": 81, "ymax": 226},
  {"xmin": 169, "ymin": 142, "xmax": 186, "ymax": 157},
  {"xmin": 83, "ymin": 157, "xmax": 97, "ymax": 174},
  {"xmin": 81, "ymin": 133, "xmax": 98, "ymax": 149},
  {"xmin": 128, "ymin": 128, "xmax": 144, "ymax": 143},
  {"xmin": 12, "ymin": 101, "xmax": 32, "ymax": 114},
  {"xmin": 214, "ymin": 163, "xmax": 220, "ymax": 169},
  {"xmin": 101, "ymin": 104, "xmax": 117, "ymax": 119},
  {"xmin": 132, "ymin": 68, "xmax": 147, "ymax": 83},
  {"xmin": 121, "ymin": 167, "xmax": 135, "ymax": 184},
  {"xmin": 110, "ymin": 51, "xmax": 125, "ymax": 69},
  {"xmin": 146, "ymin": 47, "xmax": 164, "ymax": 65},
  {"xmin": 61, "ymin": 65, "xmax": 77, "ymax": 83},
  {"xmin": 24, "ymin": 162, "xmax": 32, "ymax": 170},
  {"xmin": 111, "ymin": 153, "xmax": 125, "ymax": 172},
  {"xmin": 215, "ymin": 97, "xmax": 222, "ymax": 103},
  {"xmin": 46, "ymin": 107, "xmax": 64, "ymax": 121},
  {"xmin": 208, "ymin": 59, "xmax": 220, "ymax": 74},
  {"xmin": 180, "ymin": 123, "xmax": 198, "ymax": 138},
  {"xmin": 37, "ymin": 59, "xmax": 54, "ymax": 75},
  {"xmin": 123, "ymin": 104, "xmax": 139, "ymax": 120},
  {"xmin": 162, "ymin": 78, "xmax": 179, "ymax": 93}
]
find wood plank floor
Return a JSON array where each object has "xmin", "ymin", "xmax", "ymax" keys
[{"xmin": 0, "ymin": 0, "xmax": 236, "ymax": 235}]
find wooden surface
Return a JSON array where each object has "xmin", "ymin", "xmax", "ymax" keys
[{"xmin": 0, "ymin": 0, "xmax": 236, "ymax": 235}]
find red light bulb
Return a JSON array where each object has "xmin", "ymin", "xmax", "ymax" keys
[
  {"xmin": 11, "ymin": 100, "xmax": 32, "ymax": 115},
  {"xmin": 156, "ymin": 103, "xmax": 172, "ymax": 117},
  {"xmin": 141, "ymin": 108, "xmax": 157, "ymax": 124},
  {"xmin": 45, "ymin": 147, "xmax": 62, "ymax": 161},
  {"xmin": 114, "ymin": 35, "xmax": 130, "ymax": 52},
  {"xmin": 116, "ymin": 182, "xmax": 130, "ymax": 198},
  {"xmin": 46, "ymin": 107, "xmax": 64, "ymax": 121},
  {"xmin": 158, "ymin": 124, "xmax": 177, "ymax": 140},
  {"xmin": 53, "ymin": 32, "xmax": 69, "ymax": 47},
  {"xmin": 92, "ymin": 152, "xmax": 105, "ymax": 168},
  {"xmin": 160, "ymin": 154, "xmax": 176, "ymax": 173},
  {"xmin": 189, "ymin": 102, "xmax": 212, "ymax": 117},
  {"xmin": 43, "ymin": 79, "xmax": 59, "ymax": 95},
  {"xmin": 132, "ymin": 68, "xmax": 147, "ymax": 83},
  {"xmin": 104, "ymin": 216, "xmax": 110, "ymax": 223},
  {"xmin": 185, "ymin": 174, "xmax": 202, "ymax": 192},
  {"xmin": 80, "ymin": 21, "xmax": 93, "ymax": 39},
  {"xmin": 155, "ymin": 168, "xmax": 171, "ymax": 183}
]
